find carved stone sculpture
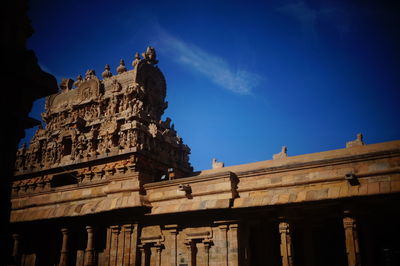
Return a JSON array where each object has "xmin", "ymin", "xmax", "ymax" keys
[
  {"xmin": 14, "ymin": 47, "xmax": 193, "ymax": 174},
  {"xmin": 73, "ymin": 75, "xmax": 83, "ymax": 87},
  {"xmin": 142, "ymin": 46, "xmax": 158, "ymax": 65},
  {"xmin": 59, "ymin": 78, "xmax": 74, "ymax": 92},
  {"xmin": 85, "ymin": 69, "xmax": 96, "ymax": 80}
]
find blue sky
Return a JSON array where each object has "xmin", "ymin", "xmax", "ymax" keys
[{"xmin": 23, "ymin": 0, "xmax": 400, "ymax": 171}]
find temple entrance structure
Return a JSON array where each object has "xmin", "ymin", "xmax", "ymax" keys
[{"xmin": 8, "ymin": 47, "xmax": 400, "ymax": 266}]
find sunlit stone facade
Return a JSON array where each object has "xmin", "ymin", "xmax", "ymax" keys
[{"xmin": 9, "ymin": 47, "xmax": 400, "ymax": 266}]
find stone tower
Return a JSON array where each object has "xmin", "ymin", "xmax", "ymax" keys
[{"xmin": 14, "ymin": 46, "xmax": 192, "ymax": 197}]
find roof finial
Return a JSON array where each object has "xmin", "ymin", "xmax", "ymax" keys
[
  {"xmin": 346, "ymin": 133, "xmax": 365, "ymax": 148},
  {"xmin": 117, "ymin": 59, "xmax": 127, "ymax": 74},
  {"xmin": 273, "ymin": 146, "xmax": 288, "ymax": 160},
  {"xmin": 212, "ymin": 158, "xmax": 224, "ymax": 169},
  {"xmin": 132, "ymin": 52, "xmax": 141, "ymax": 69},
  {"xmin": 102, "ymin": 64, "xmax": 112, "ymax": 79}
]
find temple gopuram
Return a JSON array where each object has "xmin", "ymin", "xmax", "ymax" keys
[{"xmin": 8, "ymin": 47, "xmax": 400, "ymax": 266}]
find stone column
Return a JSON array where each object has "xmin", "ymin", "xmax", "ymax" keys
[
  {"xmin": 165, "ymin": 225, "xmax": 178, "ymax": 266},
  {"xmin": 228, "ymin": 224, "xmax": 239, "ymax": 266},
  {"xmin": 59, "ymin": 228, "xmax": 69, "ymax": 266},
  {"xmin": 218, "ymin": 225, "xmax": 229, "ymax": 266},
  {"xmin": 12, "ymin": 233, "xmax": 20, "ymax": 264},
  {"xmin": 202, "ymin": 239, "xmax": 212, "ymax": 266},
  {"xmin": 343, "ymin": 215, "xmax": 361, "ymax": 266},
  {"xmin": 123, "ymin": 224, "xmax": 132, "ymax": 266},
  {"xmin": 184, "ymin": 240, "xmax": 194, "ymax": 266},
  {"xmin": 109, "ymin": 225, "xmax": 120, "ymax": 266},
  {"xmin": 279, "ymin": 221, "xmax": 294, "ymax": 266},
  {"xmin": 154, "ymin": 243, "xmax": 162, "ymax": 266},
  {"xmin": 138, "ymin": 244, "xmax": 146, "ymax": 266},
  {"xmin": 84, "ymin": 226, "xmax": 95, "ymax": 266}
]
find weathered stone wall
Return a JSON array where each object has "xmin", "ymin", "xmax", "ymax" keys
[{"xmin": 9, "ymin": 140, "xmax": 400, "ymax": 265}]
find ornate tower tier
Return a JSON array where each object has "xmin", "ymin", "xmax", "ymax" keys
[{"xmin": 14, "ymin": 47, "xmax": 192, "ymax": 189}]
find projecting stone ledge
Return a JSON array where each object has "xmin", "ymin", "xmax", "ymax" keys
[{"xmin": 10, "ymin": 192, "xmax": 146, "ymax": 223}]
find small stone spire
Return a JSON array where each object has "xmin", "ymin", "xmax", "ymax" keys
[
  {"xmin": 102, "ymin": 64, "xmax": 112, "ymax": 79},
  {"xmin": 116, "ymin": 59, "xmax": 127, "ymax": 74},
  {"xmin": 273, "ymin": 146, "xmax": 288, "ymax": 160},
  {"xmin": 132, "ymin": 52, "xmax": 141, "ymax": 69},
  {"xmin": 212, "ymin": 158, "xmax": 224, "ymax": 169},
  {"xmin": 346, "ymin": 133, "xmax": 365, "ymax": 148}
]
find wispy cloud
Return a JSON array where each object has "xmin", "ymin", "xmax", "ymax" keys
[
  {"xmin": 152, "ymin": 28, "xmax": 262, "ymax": 95},
  {"xmin": 277, "ymin": 1, "xmax": 318, "ymax": 39},
  {"xmin": 277, "ymin": 1, "xmax": 351, "ymax": 39}
]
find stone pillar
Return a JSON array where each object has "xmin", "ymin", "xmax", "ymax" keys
[
  {"xmin": 12, "ymin": 233, "xmax": 20, "ymax": 264},
  {"xmin": 154, "ymin": 243, "xmax": 162, "ymax": 266},
  {"xmin": 138, "ymin": 244, "xmax": 146, "ymax": 266},
  {"xmin": 184, "ymin": 240, "xmax": 194, "ymax": 266},
  {"xmin": 218, "ymin": 225, "xmax": 229, "ymax": 266},
  {"xmin": 123, "ymin": 224, "xmax": 132, "ymax": 266},
  {"xmin": 165, "ymin": 225, "xmax": 178, "ymax": 266},
  {"xmin": 279, "ymin": 221, "xmax": 294, "ymax": 266},
  {"xmin": 202, "ymin": 239, "xmax": 212, "ymax": 266},
  {"xmin": 109, "ymin": 225, "xmax": 120, "ymax": 266},
  {"xmin": 228, "ymin": 224, "xmax": 239, "ymax": 266},
  {"xmin": 343, "ymin": 215, "xmax": 361, "ymax": 266},
  {"xmin": 84, "ymin": 226, "xmax": 95, "ymax": 266},
  {"xmin": 59, "ymin": 228, "xmax": 69, "ymax": 266}
]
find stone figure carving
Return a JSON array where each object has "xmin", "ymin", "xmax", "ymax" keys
[
  {"xmin": 142, "ymin": 46, "xmax": 158, "ymax": 64},
  {"xmin": 74, "ymin": 135, "xmax": 87, "ymax": 159},
  {"xmin": 132, "ymin": 100, "xmax": 143, "ymax": 116},
  {"xmin": 118, "ymin": 95, "xmax": 129, "ymax": 113},
  {"xmin": 105, "ymin": 134, "xmax": 114, "ymax": 151},
  {"xmin": 117, "ymin": 59, "xmax": 127, "ymax": 74},
  {"xmin": 102, "ymin": 64, "xmax": 112, "ymax": 79},
  {"xmin": 132, "ymin": 52, "xmax": 141, "ymax": 68},
  {"xmin": 85, "ymin": 69, "xmax": 96, "ymax": 80},
  {"xmin": 106, "ymin": 97, "xmax": 118, "ymax": 116},
  {"xmin": 119, "ymin": 131, "xmax": 127, "ymax": 149},
  {"xmin": 346, "ymin": 133, "xmax": 365, "ymax": 148},
  {"xmin": 86, "ymin": 139, "xmax": 95, "ymax": 157},
  {"xmin": 59, "ymin": 78, "xmax": 74, "ymax": 92},
  {"xmin": 15, "ymin": 144, "xmax": 27, "ymax": 169},
  {"xmin": 212, "ymin": 158, "xmax": 224, "ymax": 169},
  {"xmin": 273, "ymin": 146, "xmax": 288, "ymax": 160},
  {"xmin": 97, "ymin": 137, "xmax": 106, "ymax": 154},
  {"xmin": 110, "ymin": 79, "xmax": 122, "ymax": 93},
  {"xmin": 126, "ymin": 130, "xmax": 138, "ymax": 148},
  {"xmin": 73, "ymin": 75, "xmax": 83, "ymax": 87}
]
